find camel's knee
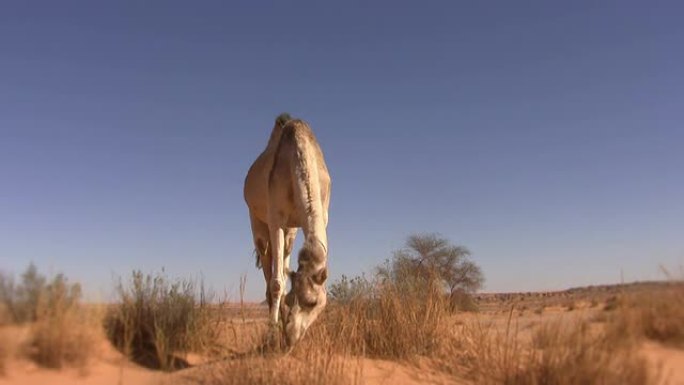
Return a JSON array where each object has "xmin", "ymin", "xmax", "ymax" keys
[{"xmin": 270, "ymin": 278, "xmax": 285, "ymax": 299}]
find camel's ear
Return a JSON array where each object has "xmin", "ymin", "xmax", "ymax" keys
[
  {"xmin": 312, "ymin": 267, "xmax": 328, "ymax": 285},
  {"xmin": 289, "ymin": 271, "xmax": 297, "ymax": 282}
]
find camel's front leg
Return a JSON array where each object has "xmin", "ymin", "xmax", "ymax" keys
[
  {"xmin": 283, "ymin": 228, "xmax": 297, "ymax": 277},
  {"xmin": 269, "ymin": 226, "xmax": 285, "ymax": 325},
  {"xmin": 279, "ymin": 228, "xmax": 298, "ymax": 322}
]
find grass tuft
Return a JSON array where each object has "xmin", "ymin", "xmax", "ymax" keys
[
  {"xmin": 452, "ymin": 314, "xmax": 657, "ymax": 385},
  {"xmin": 104, "ymin": 270, "xmax": 219, "ymax": 371},
  {"xmin": 29, "ymin": 274, "xmax": 97, "ymax": 369},
  {"xmin": 605, "ymin": 282, "xmax": 684, "ymax": 347}
]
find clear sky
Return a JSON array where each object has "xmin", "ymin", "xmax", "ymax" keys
[{"xmin": 1, "ymin": 1, "xmax": 682, "ymax": 300}]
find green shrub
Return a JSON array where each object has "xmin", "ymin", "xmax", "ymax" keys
[{"xmin": 328, "ymin": 274, "xmax": 372, "ymax": 304}]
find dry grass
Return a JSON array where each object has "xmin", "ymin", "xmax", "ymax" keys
[
  {"xmin": 178, "ymin": 272, "xmax": 443, "ymax": 384},
  {"xmin": 30, "ymin": 304, "xmax": 101, "ymax": 369},
  {"xmin": 179, "ymin": 281, "xmax": 364, "ymax": 385},
  {"xmin": 605, "ymin": 282, "xmax": 684, "ymax": 347},
  {"xmin": 105, "ymin": 270, "xmax": 221, "ymax": 371},
  {"xmin": 198, "ymin": 324, "xmax": 361, "ymax": 385},
  {"xmin": 0, "ymin": 265, "xmax": 45, "ymax": 324},
  {"xmin": 28, "ymin": 274, "xmax": 99, "ymax": 369},
  {"xmin": 303, "ymin": 278, "xmax": 450, "ymax": 361},
  {"xmin": 186, "ymin": 354, "xmax": 360, "ymax": 385},
  {"xmin": 448, "ymin": 311, "xmax": 658, "ymax": 385},
  {"xmin": 198, "ymin": 275, "xmax": 672, "ymax": 385},
  {"xmin": 0, "ymin": 265, "xmax": 98, "ymax": 370}
]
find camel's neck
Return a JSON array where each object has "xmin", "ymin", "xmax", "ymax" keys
[
  {"xmin": 301, "ymin": 209, "xmax": 328, "ymax": 269},
  {"xmin": 300, "ymin": 232, "xmax": 328, "ymax": 271},
  {"xmin": 306, "ymin": 223, "xmax": 327, "ymax": 258}
]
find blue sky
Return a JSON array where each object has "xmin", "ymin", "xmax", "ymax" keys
[{"xmin": 1, "ymin": 1, "xmax": 682, "ymax": 300}]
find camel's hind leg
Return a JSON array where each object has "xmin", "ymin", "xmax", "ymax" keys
[{"xmin": 249, "ymin": 212, "xmax": 272, "ymax": 310}]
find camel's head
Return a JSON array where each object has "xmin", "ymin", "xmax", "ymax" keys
[{"xmin": 284, "ymin": 264, "xmax": 327, "ymax": 347}]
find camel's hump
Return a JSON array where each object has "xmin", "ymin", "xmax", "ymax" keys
[{"xmin": 275, "ymin": 113, "xmax": 292, "ymax": 128}]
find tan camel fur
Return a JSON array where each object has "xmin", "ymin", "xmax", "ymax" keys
[{"xmin": 244, "ymin": 113, "xmax": 331, "ymax": 346}]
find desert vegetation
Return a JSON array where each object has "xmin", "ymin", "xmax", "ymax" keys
[
  {"xmin": 0, "ymin": 264, "xmax": 98, "ymax": 369},
  {"xmin": 452, "ymin": 313, "xmax": 657, "ymax": 385},
  {"xmin": 104, "ymin": 270, "xmax": 221, "ymax": 371},
  {"xmin": 603, "ymin": 280, "xmax": 684, "ymax": 348},
  {"xmin": 1, "ymin": 242, "xmax": 682, "ymax": 384},
  {"xmin": 329, "ymin": 233, "xmax": 483, "ymax": 310}
]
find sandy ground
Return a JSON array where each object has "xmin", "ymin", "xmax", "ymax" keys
[
  {"xmin": 3, "ymin": 340, "xmax": 682, "ymax": 385},
  {"xmin": 643, "ymin": 342, "xmax": 684, "ymax": 385},
  {"xmin": 0, "ymin": 323, "xmax": 460, "ymax": 385},
  {"xmin": 3, "ymin": 344, "xmax": 682, "ymax": 385},
  {"xmin": 360, "ymin": 358, "xmax": 464, "ymax": 385},
  {"xmin": 0, "ymin": 333, "xmax": 168, "ymax": 385},
  {"xmin": 0, "ymin": 357, "xmax": 465, "ymax": 385},
  {"xmin": 0, "ymin": 360, "xmax": 165, "ymax": 385}
]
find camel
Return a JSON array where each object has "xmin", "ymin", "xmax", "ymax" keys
[{"xmin": 244, "ymin": 113, "xmax": 331, "ymax": 347}]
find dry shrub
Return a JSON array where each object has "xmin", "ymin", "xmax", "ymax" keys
[
  {"xmin": 605, "ymin": 283, "xmax": 684, "ymax": 347},
  {"xmin": 0, "ymin": 264, "xmax": 46, "ymax": 324},
  {"xmin": 308, "ymin": 277, "xmax": 450, "ymax": 360},
  {"xmin": 603, "ymin": 295, "xmax": 622, "ymax": 311},
  {"xmin": 0, "ymin": 265, "xmax": 96, "ymax": 369},
  {"xmin": 530, "ymin": 320, "xmax": 562, "ymax": 349},
  {"xmin": 361, "ymin": 281, "xmax": 449, "ymax": 358},
  {"xmin": 186, "ymin": 304, "xmax": 361, "ymax": 385},
  {"xmin": 451, "ymin": 311, "xmax": 658, "ymax": 385},
  {"xmin": 590, "ymin": 310, "xmax": 609, "ymax": 323},
  {"xmin": 105, "ymin": 270, "xmax": 219, "ymax": 371},
  {"xmin": 29, "ymin": 274, "xmax": 97, "ymax": 369},
  {"xmin": 564, "ymin": 299, "xmax": 576, "ymax": 312},
  {"xmin": 449, "ymin": 290, "xmax": 479, "ymax": 312},
  {"xmin": 208, "ymin": 269, "xmax": 452, "ymax": 385}
]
